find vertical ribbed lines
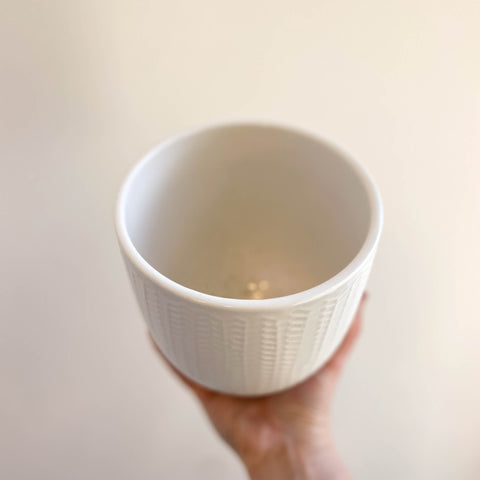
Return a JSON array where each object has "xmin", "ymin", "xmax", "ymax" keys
[{"xmin": 129, "ymin": 256, "xmax": 374, "ymax": 395}]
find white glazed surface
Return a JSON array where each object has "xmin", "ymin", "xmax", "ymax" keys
[
  {"xmin": 126, "ymin": 253, "xmax": 373, "ymax": 395},
  {"xmin": 116, "ymin": 123, "xmax": 382, "ymax": 395}
]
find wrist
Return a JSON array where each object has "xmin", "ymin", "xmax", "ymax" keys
[{"xmin": 245, "ymin": 439, "xmax": 350, "ymax": 480}]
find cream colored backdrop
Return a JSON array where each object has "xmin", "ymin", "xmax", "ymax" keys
[{"xmin": 1, "ymin": 1, "xmax": 479, "ymax": 479}]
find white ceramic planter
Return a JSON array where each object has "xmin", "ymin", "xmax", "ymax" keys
[{"xmin": 115, "ymin": 122, "xmax": 383, "ymax": 396}]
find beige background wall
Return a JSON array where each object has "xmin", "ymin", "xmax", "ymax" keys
[{"xmin": 1, "ymin": 1, "xmax": 479, "ymax": 479}]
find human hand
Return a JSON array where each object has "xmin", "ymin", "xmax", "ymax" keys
[{"xmin": 151, "ymin": 293, "xmax": 367, "ymax": 480}]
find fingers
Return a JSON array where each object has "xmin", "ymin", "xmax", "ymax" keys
[
  {"xmin": 321, "ymin": 292, "xmax": 367, "ymax": 378},
  {"xmin": 148, "ymin": 334, "xmax": 212, "ymax": 403}
]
